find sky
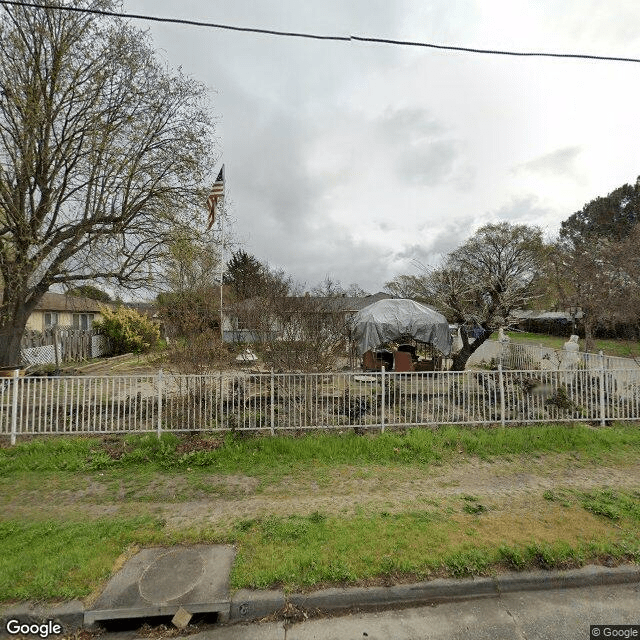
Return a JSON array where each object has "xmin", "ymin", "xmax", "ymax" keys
[{"xmin": 124, "ymin": 0, "xmax": 640, "ymax": 293}]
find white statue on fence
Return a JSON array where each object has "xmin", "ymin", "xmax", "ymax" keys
[{"xmin": 562, "ymin": 334, "xmax": 580, "ymax": 369}]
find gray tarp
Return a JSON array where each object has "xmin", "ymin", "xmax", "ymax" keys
[{"xmin": 352, "ymin": 298, "xmax": 452, "ymax": 356}]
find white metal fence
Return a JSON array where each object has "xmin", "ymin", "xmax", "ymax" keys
[
  {"xmin": 2, "ymin": 363, "xmax": 640, "ymax": 443},
  {"xmin": 469, "ymin": 340, "xmax": 640, "ymax": 371}
]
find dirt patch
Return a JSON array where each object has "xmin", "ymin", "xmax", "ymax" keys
[
  {"xmin": 5, "ymin": 453, "xmax": 638, "ymax": 529},
  {"xmin": 98, "ymin": 434, "xmax": 225, "ymax": 460}
]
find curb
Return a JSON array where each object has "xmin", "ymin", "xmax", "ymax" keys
[
  {"xmin": 0, "ymin": 601, "xmax": 84, "ymax": 632},
  {"xmin": 229, "ymin": 564, "xmax": 640, "ymax": 622},
  {"xmin": 1, "ymin": 564, "xmax": 638, "ymax": 632}
]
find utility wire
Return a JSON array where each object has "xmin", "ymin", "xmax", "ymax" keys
[{"xmin": 1, "ymin": 0, "xmax": 640, "ymax": 64}]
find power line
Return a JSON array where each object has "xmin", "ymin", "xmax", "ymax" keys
[{"xmin": 1, "ymin": 0, "xmax": 640, "ymax": 64}]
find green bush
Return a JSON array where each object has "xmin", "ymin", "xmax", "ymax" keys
[{"xmin": 93, "ymin": 305, "xmax": 160, "ymax": 355}]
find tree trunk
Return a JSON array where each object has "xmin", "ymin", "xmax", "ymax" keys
[
  {"xmin": 450, "ymin": 329, "xmax": 494, "ymax": 371},
  {"xmin": 0, "ymin": 303, "xmax": 32, "ymax": 367},
  {"xmin": 0, "ymin": 325, "xmax": 27, "ymax": 367},
  {"xmin": 584, "ymin": 319, "xmax": 596, "ymax": 353}
]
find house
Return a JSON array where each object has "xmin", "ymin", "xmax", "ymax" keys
[
  {"xmin": 223, "ymin": 292, "xmax": 394, "ymax": 343},
  {"xmin": 510, "ymin": 308, "xmax": 583, "ymax": 336},
  {"xmin": 25, "ymin": 291, "xmax": 109, "ymax": 332}
]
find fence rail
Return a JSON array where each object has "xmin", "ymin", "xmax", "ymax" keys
[{"xmin": 2, "ymin": 364, "xmax": 640, "ymax": 443}]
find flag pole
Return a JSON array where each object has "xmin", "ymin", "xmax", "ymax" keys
[
  {"xmin": 219, "ymin": 206, "xmax": 224, "ymax": 342},
  {"xmin": 207, "ymin": 164, "xmax": 226, "ymax": 343}
]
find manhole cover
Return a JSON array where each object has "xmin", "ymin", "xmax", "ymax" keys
[{"xmin": 139, "ymin": 549, "xmax": 205, "ymax": 604}]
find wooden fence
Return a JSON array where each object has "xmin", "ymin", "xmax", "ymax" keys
[{"xmin": 20, "ymin": 329, "xmax": 110, "ymax": 366}]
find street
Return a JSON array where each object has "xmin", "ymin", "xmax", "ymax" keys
[{"xmin": 185, "ymin": 581, "xmax": 640, "ymax": 640}]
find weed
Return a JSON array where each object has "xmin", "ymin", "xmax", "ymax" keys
[
  {"xmin": 444, "ymin": 548, "xmax": 491, "ymax": 577},
  {"xmin": 498, "ymin": 545, "xmax": 527, "ymax": 570},
  {"xmin": 580, "ymin": 489, "xmax": 640, "ymax": 522},
  {"xmin": 233, "ymin": 518, "xmax": 257, "ymax": 533},
  {"xmin": 464, "ymin": 503, "xmax": 488, "ymax": 515},
  {"xmin": 4, "ymin": 424, "xmax": 640, "ymax": 475}
]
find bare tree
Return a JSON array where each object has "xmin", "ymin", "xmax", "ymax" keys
[
  {"xmin": 0, "ymin": 1, "xmax": 216, "ymax": 365},
  {"xmin": 156, "ymin": 228, "xmax": 222, "ymax": 339},
  {"xmin": 228, "ymin": 272, "xmax": 354, "ymax": 371},
  {"xmin": 384, "ymin": 273, "xmax": 431, "ymax": 302},
  {"xmin": 403, "ymin": 223, "xmax": 545, "ymax": 369}
]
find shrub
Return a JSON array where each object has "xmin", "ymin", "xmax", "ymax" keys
[{"xmin": 93, "ymin": 305, "xmax": 159, "ymax": 355}]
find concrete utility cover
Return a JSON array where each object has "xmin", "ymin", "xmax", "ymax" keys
[{"xmin": 85, "ymin": 545, "xmax": 235, "ymax": 626}]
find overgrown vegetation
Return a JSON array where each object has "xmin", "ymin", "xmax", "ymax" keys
[{"xmin": 3, "ymin": 424, "xmax": 640, "ymax": 475}]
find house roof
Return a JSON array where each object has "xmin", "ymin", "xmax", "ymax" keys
[
  {"xmin": 226, "ymin": 292, "xmax": 394, "ymax": 316},
  {"xmin": 34, "ymin": 292, "xmax": 107, "ymax": 313},
  {"xmin": 511, "ymin": 309, "xmax": 584, "ymax": 321},
  {"xmin": 126, "ymin": 301, "xmax": 160, "ymax": 318},
  {"xmin": 314, "ymin": 292, "xmax": 394, "ymax": 313}
]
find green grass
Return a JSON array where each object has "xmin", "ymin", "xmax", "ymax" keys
[
  {"xmin": 506, "ymin": 331, "xmax": 640, "ymax": 358},
  {"xmin": 3, "ymin": 423, "xmax": 640, "ymax": 477},
  {"xmin": 2, "ymin": 428, "xmax": 640, "ymax": 601},
  {"xmin": 2, "ymin": 492, "xmax": 638, "ymax": 600},
  {"xmin": 227, "ymin": 492, "xmax": 640, "ymax": 589},
  {"xmin": 0, "ymin": 518, "xmax": 164, "ymax": 601}
]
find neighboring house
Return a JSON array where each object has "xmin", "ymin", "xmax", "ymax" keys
[
  {"xmin": 510, "ymin": 308, "xmax": 583, "ymax": 336},
  {"xmin": 223, "ymin": 292, "xmax": 394, "ymax": 343},
  {"xmin": 25, "ymin": 292, "xmax": 109, "ymax": 332}
]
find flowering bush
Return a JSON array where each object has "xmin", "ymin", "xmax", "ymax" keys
[{"xmin": 93, "ymin": 305, "xmax": 160, "ymax": 355}]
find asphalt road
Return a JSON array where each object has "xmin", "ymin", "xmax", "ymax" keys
[{"xmin": 185, "ymin": 581, "xmax": 640, "ymax": 640}]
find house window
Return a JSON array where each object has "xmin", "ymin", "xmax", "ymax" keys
[
  {"xmin": 72, "ymin": 313, "xmax": 94, "ymax": 330},
  {"xmin": 44, "ymin": 312, "xmax": 59, "ymax": 329}
]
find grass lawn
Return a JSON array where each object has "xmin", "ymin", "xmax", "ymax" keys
[
  {"xmin": 1, "ymin": 426, "xmax": 639, "ymax": 601},
  {"xmin": 506, "ymin": 331, "xmax": 640, "ymax": 358}
]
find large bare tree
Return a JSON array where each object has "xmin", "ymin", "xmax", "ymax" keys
[
  {"xmin": 389, "ymin": 223, "xmax": 545, "ymax": 370},
  {"xmin": 0, "ymin": 0, "xmax": 216, "ymax": 365}
]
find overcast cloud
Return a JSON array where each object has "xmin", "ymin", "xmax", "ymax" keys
[{"xmin": 125, "ymin": 0, "xmax": 640, "ymax": 292}]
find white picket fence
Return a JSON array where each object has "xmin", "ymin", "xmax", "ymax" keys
[{"xmin": 2, "ymin": 363, "xmax": 640, "ymax": 443}]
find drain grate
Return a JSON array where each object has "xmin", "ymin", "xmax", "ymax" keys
[{"xmin": 84, "ymin": 545, "xmax": 235, "ymax": 627}]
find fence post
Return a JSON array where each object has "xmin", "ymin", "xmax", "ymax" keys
[
  {"xmin": 498, "ymin": 363, "xmax": 506, "ymax": 427},
  {"xmin": 599, "ymin": 351, "xmax": 606, "ymax": 427},
  {"xmin": 157, "ymin": 369, "xmax": 163, "ymax": 439},
  {"xmin": 270, "ymin": 369, "xmax": 275, "ymax": 436},
  {"xmin": 539, "ymin": 343, "xmax": 544, "ymax": 370},
  {"xmin": 380, "ymin": 366, "xmax": 386, "ymax": 433},
  {"xmin": 10, "ymin": 369, "xmax": 19, "ymax": 446},
  {"xmin": 219, "ymin": 371, "xmax": 224, "ymax": 431}
]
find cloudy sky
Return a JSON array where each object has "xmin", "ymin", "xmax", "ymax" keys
[{"xmin": 125, "ymin": 0, "xmax": 640, "ymax": 293}]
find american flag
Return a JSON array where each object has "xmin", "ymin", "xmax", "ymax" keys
[{"xmin": 206, "ymin": 165, "xmax": 225, "ymax": 230}]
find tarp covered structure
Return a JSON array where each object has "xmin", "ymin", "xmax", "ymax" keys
[{"xmin": 352, "ymin": 298, "xmax": 452, "ymax": 356}]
